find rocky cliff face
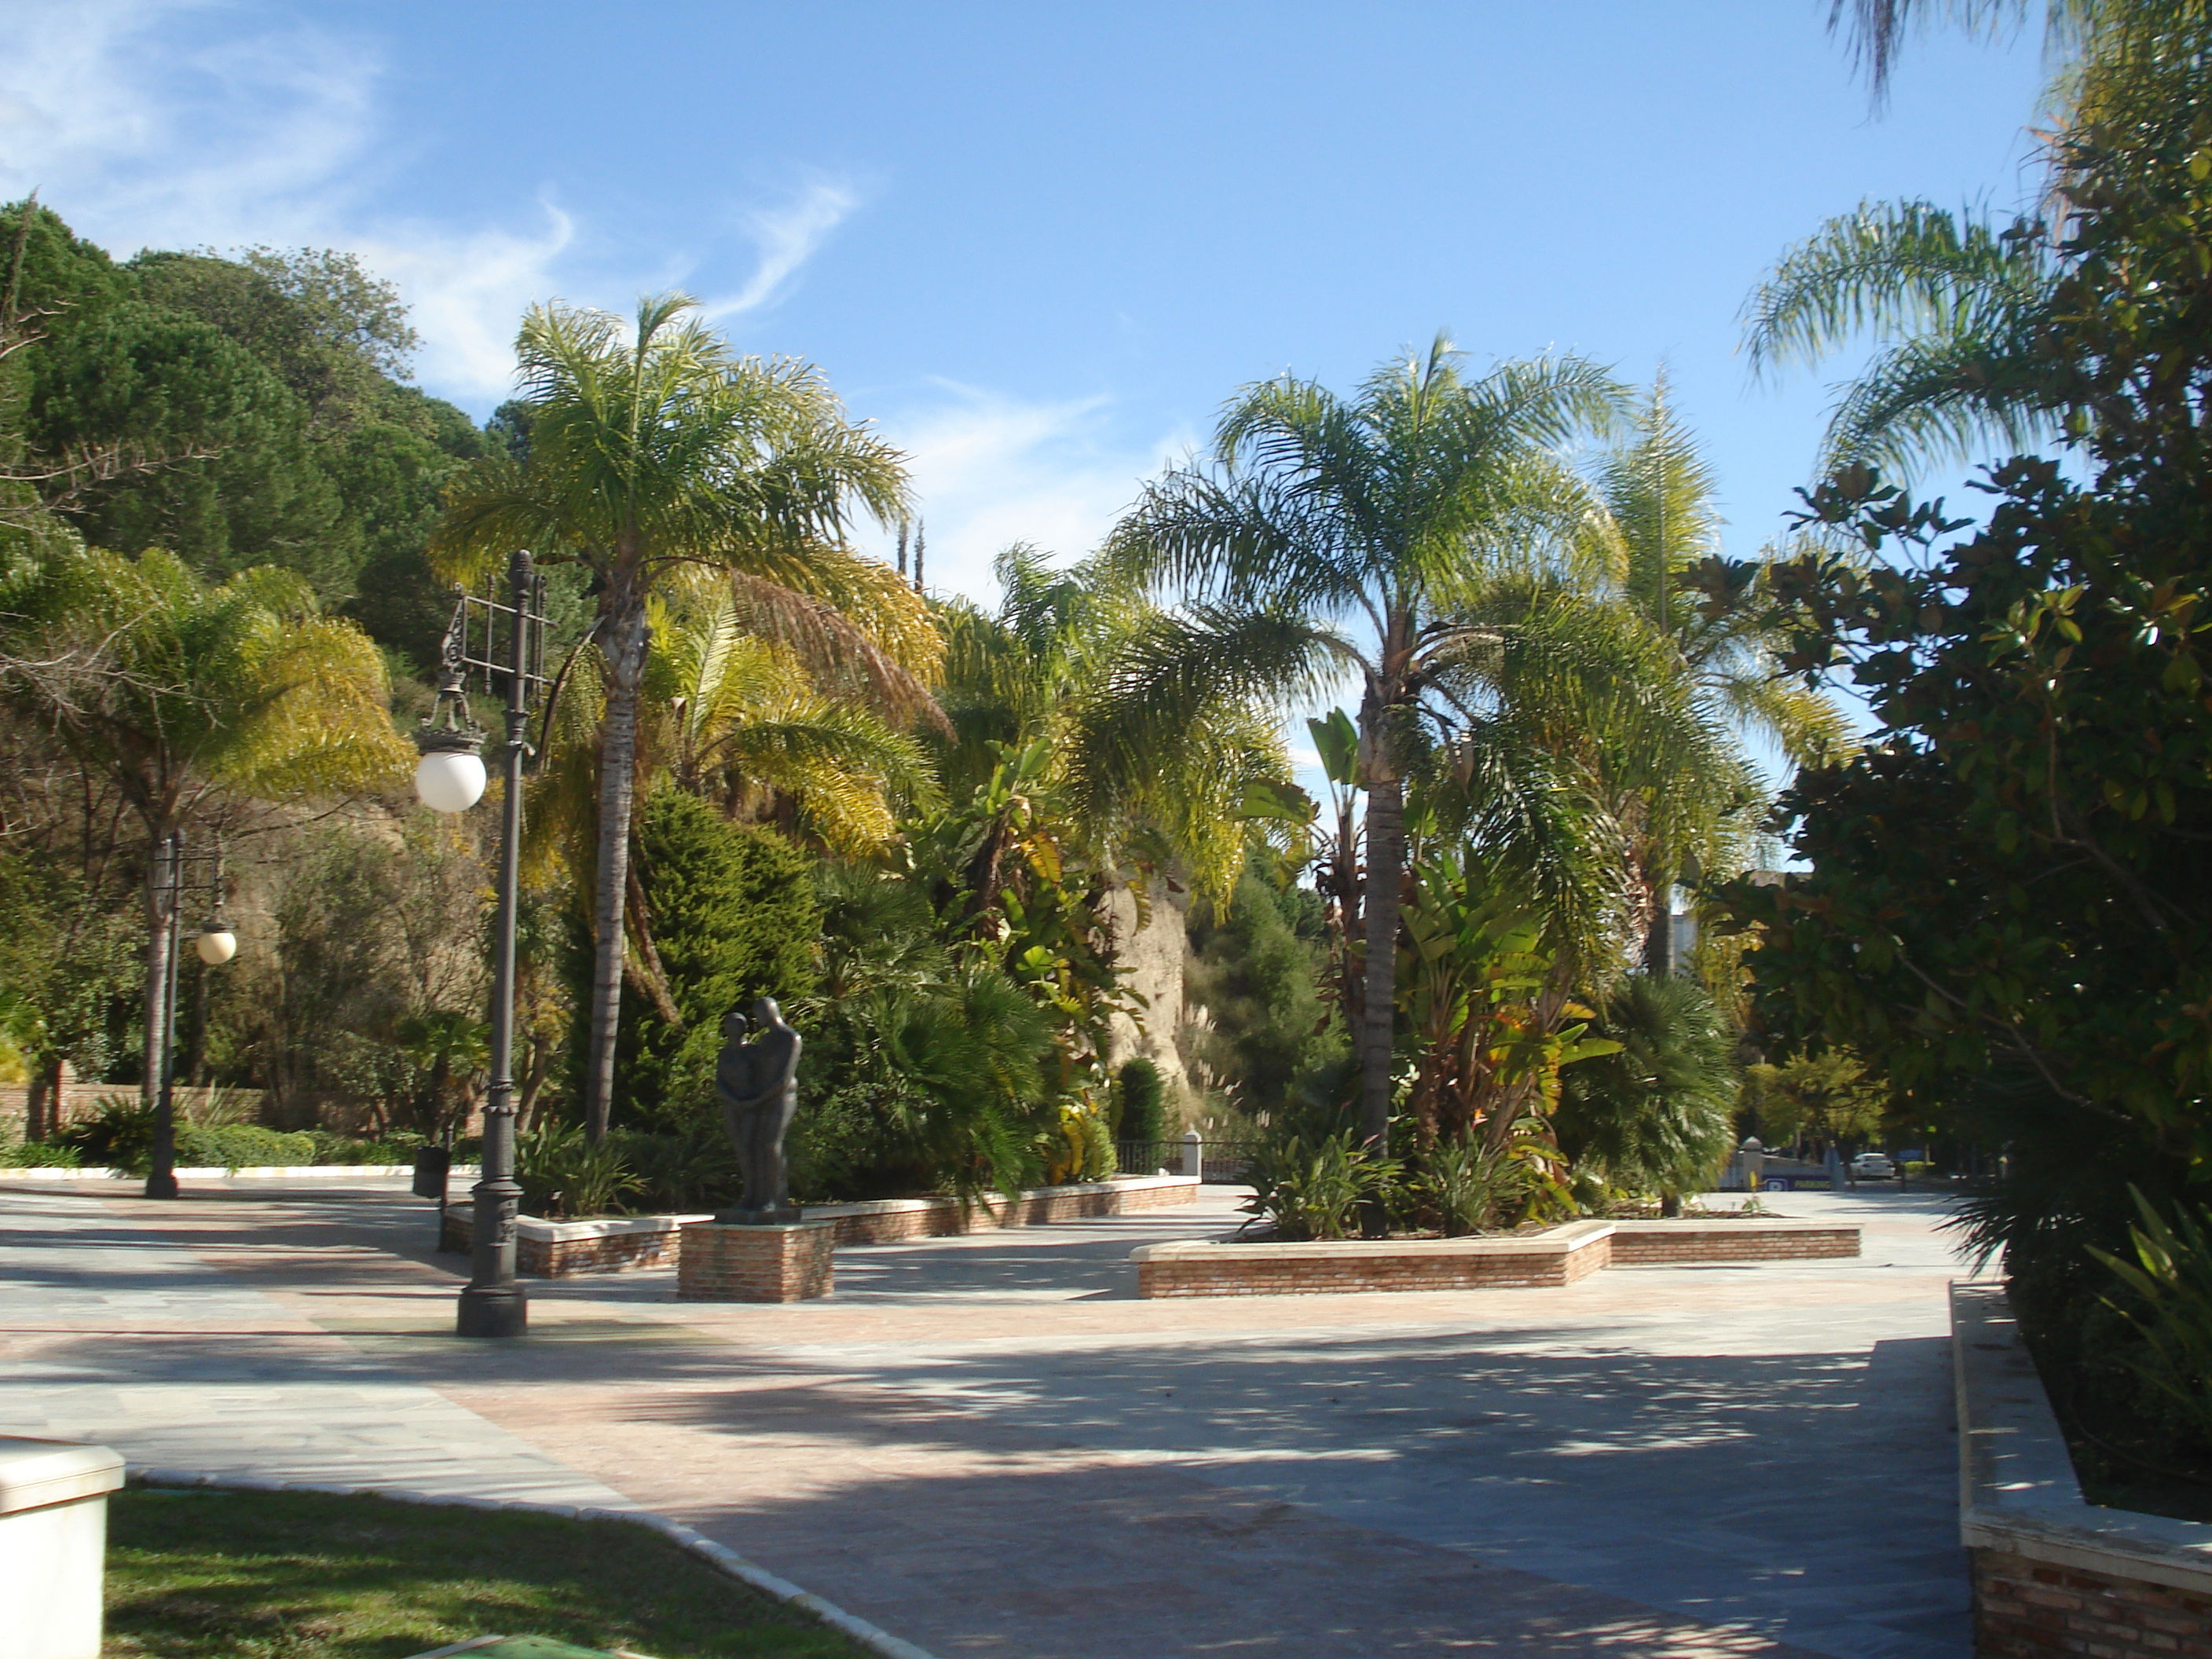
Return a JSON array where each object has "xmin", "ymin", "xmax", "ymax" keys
[{"xmin": 1102, "ymin": 877, "xmax": 1192, "ymax": 1099}]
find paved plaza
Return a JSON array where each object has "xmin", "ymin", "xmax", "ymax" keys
[{"xmin": 0, "ymin": 1177, "xmax": 1977, "ymax": 1657}]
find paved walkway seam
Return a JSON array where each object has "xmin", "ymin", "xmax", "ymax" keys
[{"xmin": 127, "ymin": 1467, "xmax": 943, "ymax": 1659}]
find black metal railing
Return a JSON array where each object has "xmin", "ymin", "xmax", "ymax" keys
[{"xmin": 1113, "ymin": 1139, "xmax": 1255, "ymax": 1184}]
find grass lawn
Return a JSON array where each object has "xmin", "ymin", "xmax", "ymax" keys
[{"xmin": 104, "ymin": 1486, "xmax": 870, "ymax": 1659}]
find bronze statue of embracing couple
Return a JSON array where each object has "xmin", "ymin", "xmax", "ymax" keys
[{"xmin": 712, "ymin": 996, "xmax": 802, "ymax": 1225}]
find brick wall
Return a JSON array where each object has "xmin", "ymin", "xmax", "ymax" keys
[
  {"xmin": 440, "ymin": 1210, "xmax": 700, "ymax": 1276},
  {"xmin": 0, "ymin": 1084, "xmax": 266, "ymax": 1136},
  {"xmin": 441, "ymin": 1176, "xmax": 1203, "ymax": 1276},
  {"xmin": 1973, "ymin": 1547, "xmax": 2212, "ymax": 1657},
  {"xmin": 813, "ymin": 1175, "xmax": 1201, "ymax": 1246},
  {"xmin": 1607, "ymin": 1221, "xmax": 1860, "ymax": 1265},
  {"xmin": 1135, "ymin": 1222, "xmax": 1617, "ymax": 1298},
  {"xmin": 1132, "ymin": 1218, "xmax": 1862, "ymax": 1298},
  {"xmin": 678, "ymin": 1221, "xmax": 836, "ymax": 1302}
]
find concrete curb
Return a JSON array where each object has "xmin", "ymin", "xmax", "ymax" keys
[{"xmin": 127, "ymin": 1467, "xmax": 940, "ymax": 1659}]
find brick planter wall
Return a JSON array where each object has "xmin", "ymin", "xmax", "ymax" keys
[
  {"xmin": 1133, "ymin": 1220, "xmax": 1618, "ymax": 1298},
  {"xmin": 811, "ymin": 1174, "xmax": 1200, "ymax": 1246},
  {"xmin": 1130, "ymin": 1217, "xmax": 1862, "ymax": 1298},
  {"xmin": 1607, "ymin": 1220, "xmax": 1860, "ymax": 1265},
  {"xmin": 441, "ymin": 1209, "xmax": 707, "ymax": 1276},
  {"xmin": 1953, "ymin": 1282, "xmax": 2212, "ymax": 1657},
  {"xmin": 678, "ymin": 1221, "xmax": 836, "ymax": 1302},
  {"xmin": 441, "ymin": 1174, "xmax": 1202, "ymax": 1277},
  {"xmin": 1973, "ymin": 1547, "xmax": 2212, "ymax": 1657}
]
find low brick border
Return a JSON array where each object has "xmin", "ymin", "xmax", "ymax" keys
[
  {"xmin": 1130, "ymin": 1217, "xmax": 1859, "ymax": 1298},
  {"xmin": 1953, "ymin": 1280, "xmax": 2212, "ymax": 1657},
  {"xmin": 125, "ymin": 1467, "xmax": 936, "ymax": 1659},
  {"xmin": 442, "ymin": 1175, "xmax": 1202, "ymax": 1277}
]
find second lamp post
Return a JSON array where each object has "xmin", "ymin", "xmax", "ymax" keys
[{"xmin": 412, "ymin": 548, "xmax": 548, "ymax": 1339}]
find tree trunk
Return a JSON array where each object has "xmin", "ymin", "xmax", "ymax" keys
[
  {"xmin": 1357, "ymin": 773, "xmax": 1405, "ymax": 1148},
  {"xmin": 583, "ymin": 584, "xmax": 651, "ymax": 1144},
  {"xmin": 141, "ymin": 830, "xmax": 174, "ymax": 1111},
  {"xmin": 25, "ymin": 1053, "xmax": 58, "ymax": 1141}
]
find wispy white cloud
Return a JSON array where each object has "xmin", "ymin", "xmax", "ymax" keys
[
  {"xmin": 862, "ymin": 382, "xmax": 1195, "ymax": 602},
  {"xmin": 700, "ymin": 176, "xmax": 861, "ymax": 320},
  {"xmin": 0, "ymin": 2, "xmax": 854, "ymax": 408}
]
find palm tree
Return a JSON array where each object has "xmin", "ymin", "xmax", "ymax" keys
[
  {"xmin": 0, "ymin": 546, "xmax": 407, "ymax": 1103},
  {"xmin": 646, "ymin": 577, "xmax": 939, "ymax": 854},
  {"xmin": 944, "ymin": 544, "xmax": 1291, "ymax": 904},
  {"xmin": 434, "ymin": 295, "xmax": 921, "ymax": 1141},
  {"xmin": 1103, "ymin": 336, "xmax": 1624, "ymax": 1154},
  {"xmin": 1758, "ymin": 2, "xmax": 2205, "ymax": 476},
  {"xmin": 1591, "ymin": 382, "xmax": 1851, "ymax": 966}
]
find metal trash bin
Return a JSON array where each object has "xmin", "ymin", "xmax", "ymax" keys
[{"xmin": 412, "ymin": 1144, "xmax": 452, "ymax": 1200}]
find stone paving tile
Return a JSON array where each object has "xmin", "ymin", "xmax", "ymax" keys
[{"xmin": 0, "ymin": 1176, "xmax": 1972, "ymax": 1657}]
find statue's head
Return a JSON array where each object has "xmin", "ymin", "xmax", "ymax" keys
[
  {"xmin": 753, "ymin": 995, "xmax": 783, "ymax": 1027},
  {"xmin": 722, "ymin": 1009, "xmax": 749, "ymax": 1043}
]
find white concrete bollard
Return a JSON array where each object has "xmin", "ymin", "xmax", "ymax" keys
[
  {"xmin": 0, "ymin": 1437, "xmax": 126, "ymax": 1659},
  {"xmin": 1181, "ymin": 1129, "xmax": 1203, "ymax": 1180}
]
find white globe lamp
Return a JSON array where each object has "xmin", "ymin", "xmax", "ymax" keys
[
  {"xmin": 413, "ymin": 745, "xmax": 487, "ymax": 814},
  {"xmin": 194, "ymin": 927, "xmax": 237, "ymax": 966}
]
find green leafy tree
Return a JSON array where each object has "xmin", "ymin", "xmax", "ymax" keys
[
  {"xmin": 1717, "ymin": 10, "xmax": 2212, "ymax": 1299},
  {"xmin": 1742, "ymin": 1047, "xmax": 1887, "ymax": 1155},
  {"xmin": 1104, "ymin": 337, "xmax": 1624, "ymax": 1154},
  {"xmin": 609, "ymin": 790, "xmax": 819, "ymax": 1130},
  {"xmin": 0, "ymin": 547, "xmax": 408, "ymax": 1104},
  {"xmin": 434, "ymin": 294, "xmax": 920, "ymax": 1142},
  {"xmin": 1183, "ymin": 864, "xmax": 1341, "ymax": 1119}
]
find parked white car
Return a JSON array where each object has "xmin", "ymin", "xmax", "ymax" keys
[{"xmin": 1851, "ymin": 1152, "xmax": 1895, "ymax": 1181}]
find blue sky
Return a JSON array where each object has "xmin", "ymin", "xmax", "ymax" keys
[{"xmin": 2, "ymin": 2, "xmax": 2047, "ymax": 610}]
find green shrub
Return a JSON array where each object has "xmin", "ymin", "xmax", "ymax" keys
[
  {"xmin": 178, "ymin": 1123, "xmax": 315, "ymax": 1170},
  {"xmin": 597, "ymin": 793, "xmax": 820, "ymax": 1133},
  {"xmin": 304, "ymin": 1130, "xmax": 430, "ymax": 1166},
  {"xmin": 1408, "ymin": 1138, "xmax": 1530, "ymax": 1236},
  {"xmin": 2092, "ymin": 1188, "xmax": 2212, "ymax": 1448},
  {"xmin": 57, "ymin": 1094, "xmax": 157, "ymax": 1171},
  {"xmin": 0, "ymin": 1130, "xmax": 80, "ymax": 1167},
  {"xmin": 1240, "ymin": 1130, "xmax": 1401, "ymax": 1241},
  {"xmin": 1067, "ymin": 1109, "xmax": 1117, "ymax": 1182},
  {"xmin": 1557, "ymin": 975, "xmax": 1738, "ymax": 1204},
  {"xmin": 1115, "ymin": 1058, "xmax": 1164, "ymax": 1144},
  {"xmin": 516, "ymin": 1122, "xmax": 643, "ymax": 1218},
  {"xmin": 617, "ymin": 1126, "xmax": 741, "ymax": 1214}
]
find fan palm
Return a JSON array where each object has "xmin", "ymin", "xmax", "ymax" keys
[
  {"xmin": 0, "ymin": 545, "xmax": 408, "ymax": 1102},
  {"xmin": 1102, "ymin": 335, "xmax": 1625, "ymax": 1152},
  {"xmin": 434, "ymin": 295, "xmax": 923, "ymax": 1141},
  {"xmin": 1557, "ymin": 972, "xmax": 1740, "ymax": 1210}
]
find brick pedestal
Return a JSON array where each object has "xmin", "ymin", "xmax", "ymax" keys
[{"xmin": 677, "ymin": 1220, "xmax": 835, "ymax": 1302}]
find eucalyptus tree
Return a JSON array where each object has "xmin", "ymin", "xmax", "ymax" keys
[
  {"xmin": 1101, "ymin": 337, "xmax": 1625, "ymax": 1153},
  {"xmin": 0, "ymin": 546, "xmax": 407, "ymax": 1105},
  {"xmin": 434, "ymin": 295, "xmax": 925, "ymax": 1141}
]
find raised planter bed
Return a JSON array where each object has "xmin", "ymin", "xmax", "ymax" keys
[
  {"xmin": 1130, "ymin": 1215, "xmax": 1859, "ymax": 1298},
  {"xmin": 443, "ymin": 1173, "xmax": 1202, "ymax": 1277},
  {"xmin": 1953, "ymin": 1280, "xmax": 2212, "ymax": 1657}
]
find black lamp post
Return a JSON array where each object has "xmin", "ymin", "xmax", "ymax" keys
[
  {"xmin": 145, "ymin": 833, "xmax": 234, "ymax": 1202},
  {"xmin": 412, "ymin": 549, "xmax": 548, "ymax": 1339}
]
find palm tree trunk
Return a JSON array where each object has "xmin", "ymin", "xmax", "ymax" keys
[
  {"xmin": 1357, "ymin": 773, "xmax": 1405, "ymax": 1149},
  {"xmin": 583, "ymin": 587, "xmax": 651, "ymax": 1144}
]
